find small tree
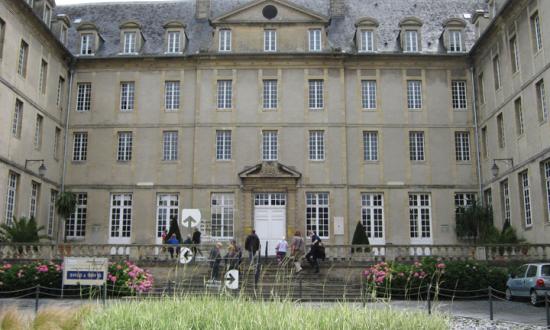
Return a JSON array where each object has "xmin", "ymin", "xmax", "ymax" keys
[
  {"xmin": 56, "ymin": 192, "xmax": 77, "ymax": 242},
  {"xmin": 351, "ymin": 222, "xmax": 370, "ymax": 253},
  {"xmin": 455, "ymin": 200, "xmax": 494, "ymax": 244},
  {"xmin": 0, "ymin": 216, "xmax": 48, "ymax": 243}
]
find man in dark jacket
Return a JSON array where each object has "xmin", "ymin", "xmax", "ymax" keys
[
  {"xmin": 192, "ymin": 228, "xmax": 202, "ymax": 257},
  {"xmin": 305, "ymin": 231, "xmax": 321, "ymax": 273},
  {"xmin": 244, "ymin": 230, "xmax": 260, "ymax": 263}
]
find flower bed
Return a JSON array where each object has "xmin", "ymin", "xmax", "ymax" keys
[
  {"xmin": 363, "ymin": 258, "xmax": 508, "ymax": 298},
  {"xmin": 0, "ymin": 260, "xmax": 153, "ymax": 297}
]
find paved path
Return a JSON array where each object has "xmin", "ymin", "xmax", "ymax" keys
[{"xmin": 0, "ymin": 298, "xmax": 547, "ymax": 328}]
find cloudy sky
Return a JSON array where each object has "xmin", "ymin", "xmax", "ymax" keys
[{"xmin": 57, "ymin": 0, "xmax": 170, "ymax": 5}]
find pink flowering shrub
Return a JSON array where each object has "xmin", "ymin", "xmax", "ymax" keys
[
  {"xmin": 362, "ymin": 257, "xmax": 507, "ymax": 296},
  {"xmin": 0, "ymin": 260, "xmax": 154, "ymax": 296},
  {"xmin": 107, "ymin": 261, "xmax": 154, "ymax": 295}
]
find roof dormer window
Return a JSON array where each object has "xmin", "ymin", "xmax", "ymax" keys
[
  {"xmin": 449, "ymin": 30, "xmax": 462, "ymax": 52},
  {"xmin": 43, "ymin": 4, "xmax": 52, "ymax": 28},
  {"xmin": 355, "ymin": 18, "xmax": 379, "ymax": 53},
  {"xmin": 309, "ymin": 29, "xmax": 322, "ymax": 52},
  {"xmin": 219, "ymin": 29, "xmax": 231, "ymax": 52},
  {"xmin": 164, "ymin": 21, "xmax": 186, "ymax": 55},
  {"xmin": 442, "ymin": 18, "xmax": 467, "ymax": 53},
  {"xmin": 80, "ymin": 33, "xmax": 94, "ymax": 55},
  {"xmin": 123, "ymin": 31, "xmax": 137, "ymax": 54},
  {"xmin": 360, "ymin": 30, "xmax": 374, "ymax": 52},
  {"xmin": 399, "ymin": 17, "xmax": 423, "ymax": 53},
  {"xmin": 60, "ymin": 25, "xmax": 68, "ymax": 45}
]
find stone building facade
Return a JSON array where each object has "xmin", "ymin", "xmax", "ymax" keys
[{"xmin": 0, "ymin": 0, "xmax": 549, "ymax": 253}]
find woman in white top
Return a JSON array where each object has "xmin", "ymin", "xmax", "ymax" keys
[{"xmin": 275, "ymin": 237, "xmax": 288, "ymax": 265}]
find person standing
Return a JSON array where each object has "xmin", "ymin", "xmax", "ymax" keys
[
  {"xmin": 290, "ymin": 231, "xmax": 305, "ymax": 273},
  {"xmin": 209, "ymin": 242, "xmax": 223, "ymax": 280},
  {"xmin": 192, "ymin": 228, "xmax": 202, "ymax": 257},
  {"xmin": 244, "ymin": 229, "xmax": 260, "ymax": 263},
  {"xmin": 166, "ymin": 234, "xmax": 179, "ymax": 259},
  {"xmin": 305, "ymin": 230, "xmax": 321, "ymax": 273},
  {"xmin": 275, "ymin": 237, "xmax": 288, "ymax": 265}
]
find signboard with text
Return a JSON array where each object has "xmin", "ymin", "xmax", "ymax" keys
[{"xmin": 63, "ymin": 257, "xmax": 108, "ymax": 286}]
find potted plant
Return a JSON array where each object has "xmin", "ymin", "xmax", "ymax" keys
[{"xmin": 351, "ymin": 222, "xmax": 370, "ymax": 254}]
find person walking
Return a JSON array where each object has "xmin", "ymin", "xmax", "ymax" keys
[
  {"xmin": 275, "ymin": 236, "xmax": 288, "ymax": 265},
  {"xmin": 166, "ymin": 234, "xmax": 179, "ymax": 259},
  {"xmin": 192, "ymin": 228, "xmax": 203, "ymax": 257},
  {"xmin": 209, "ymin": 242, "xmax": 223, "ymax": 281},
  {"xmin": 244, "ymin": 229, "xmax": 260, "ymax": 263},
  {"xmin": 290, "ymin": 231, "xmax": 305, "ymax": 273},
  {"xmin": 224, "ymin": 241, "xmax": 239, "ymax": 270},
  {"xmin": 305, "ymin": 230, "xmax": 321, "ymax": 273}
]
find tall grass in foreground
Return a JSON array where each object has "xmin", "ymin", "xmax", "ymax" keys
[{"xmin": 84, "ymin": 297, "xmax": 449, "ymax": 330}]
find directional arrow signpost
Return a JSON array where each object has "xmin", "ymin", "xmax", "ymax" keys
[
  {"xmin": 181, "ymin": 209, "xmax": 201, "ymax": 229},
  {"xmin": 224, "ymin": 269, "xmax": 239, "ymax": 290},
  {"xmin": 179, "ymin": 247, "xmax": 193, "ymax": 264}
]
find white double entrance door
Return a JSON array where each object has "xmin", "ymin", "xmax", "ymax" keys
[{"xmin": 253, "ymin": 193, "xmax": 286, "ymax": 256}]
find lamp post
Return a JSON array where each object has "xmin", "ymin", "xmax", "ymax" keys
[
  {"xmin": 491, "ymin": 158, "xmax": 514, "ymax": 177},
  {"xmin": 25, "ymin": 159, "xmax": 47, "ymax": 177}
]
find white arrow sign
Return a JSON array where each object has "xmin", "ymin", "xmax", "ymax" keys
[
  {"xmin": 224, "ymin": 269, "xmax": 239, "ymax": 290},
  {"xmin": 179, "ymin": 247, "xmax": 193, "ymax": 264},
  {"xmin": 181, "ymin": 209, "xmax": 201, "ymax": 228}
]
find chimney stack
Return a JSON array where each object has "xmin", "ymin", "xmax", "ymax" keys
[
  {"xmin": 330, "ymin": 0, "xmax": 345, "ymax": 18},
  {"xmin": 196, "ymin": 0, "xmax": 211, "ymax": 20}
]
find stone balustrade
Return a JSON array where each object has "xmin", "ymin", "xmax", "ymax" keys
[{"xmin": 1, "ymin": 243, "xmax": 549, "ymax": 263}]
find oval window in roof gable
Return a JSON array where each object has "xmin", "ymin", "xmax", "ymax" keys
[{"xmin": 262, "ymin": 5, "xmax": 278, "ymax": 20}]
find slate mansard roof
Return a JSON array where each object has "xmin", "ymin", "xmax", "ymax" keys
[{"xmin": 57, "ymin": 0, "xmax": 481, "ymax": 57}]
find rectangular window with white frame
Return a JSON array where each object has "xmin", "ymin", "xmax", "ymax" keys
[
  {"xmin": 120, "ymin": 82, "xmax": 135, "ymax": 112},
  {"xmin": 544, "ymin": 161, "xmax": 550, "ymax": 222},
  {"xmin": 76, "ymin": 83, "xmax": 91, "ymax": 112},
  {"xmin": 217, "ymin": 80, "xmax": 232, "ymax": 109},
  {"xmin": 306, "ymin": 192, "xmax": 329, "ymax": 238},
  {"xmin": 501, "ymin": 180, "xmax": 511, "ymax": 226},
  {"xmin": 407, "ymin": 80, "xmax": 422, "ymax": 109},
  {"xmin": 262, "ymin": 130, "xmax": 278, "ymax": 161},
  {"xmin": 12, "ymin": 99, "xmax": 23, "ymax": 138},
  {"xmin": 361, "ymin": 80, "xmax": 377, "ymax": 109},
  {"xmin": 56, "ymin": 76, "xmax": 65, "ymax": 108},
  {"xmin": 484, "ymin": 188, "xmax": 493, "ymax": 210},
  {"xmin": 166, "ymin": 31, "xmax": 181, "ymax": 54},
  {"xmin": 449, "ymin": 30, "xmax": 462, "ymax": 52},
  {"xmin": 4, "ymin": 172, "xmax": 18, "ymax": 225},
  {"xmin": 164, "ymin": 81, "xmax": 180, "ymax": 111},
  {"xmin": 47, "ymin": 190, "xmax": 58, "ymax": 237},
  {"xmin": 515, "ymin": 98, "xmax": 524, "ymax": 136},
  {"xmin": 510, "ymin": 35, "xmax": 520, "ymax": 74},
  {"xmin": 308, "ymin": 79, "xmax": 324, "ymax": 110},
  {"xmin": 17, "ymin": 40, "xmax": 28, "ymax": 77},
  {"xmin": 211, "ymin": 193, "xmax": 234, "ymax": 238},
  {"xmin": 455, "ymin": 131, "xmax": 470, "ymax": 162},
  {"xmin": 264, "ymin": 29, "xmax": 276, "ymax": 52},
  {"xmin": 80, "ymin": 33, "xmax": 94, "ymax": 55},
  {"xmin": 451, "ymin": 80, "xmax": 467, "ymax": 110},
  {"xmin": 216, "ymin": 130, "xmax": 232, "ymax": 160},
  {"xmin": 454, "ymin": 192, "xmax": 476, "ymax": 215},
  {"xmin": 39, "ymin": 60, "xmax": 48, "ymax": 94},
  {"xmin": 497, "ymin": 113, "xmax": 505, "ymax": 148},
  {"xmin": 531, "ymin": 12, "xmax": 543, "ymax": 52},
  {"xmin": 219, "ymin": 29, "xmax": 231, "ymax": 52},
  {"xmin": 29, "ymin": 181, "xmax": 39, "ymax": 219},
  {"xmin": 162, "ymin": 131, "xmax": 178, "ymax": 161},
  {"xmin": 363, "ymin": 131, "xmax": 378, "ymax": 161},
  {"xmin": 409, "ymin": 193, "xmax": 431, "ymax": 242},
  {"xmin": 493, "ymin": 55, "xmax": 501, "ymax": 90},
  {"xmin": 110, "ymin": 193, "xmax": 132, "ymax": 240},
  {"xmin": 123, "ymin": 31, "xmax": 137, "ymax": 54},
  {"xmin": 536, "ymin": 80, "xmax": 548, "ymax": 122},
  {"xmin": 73, "ymin": 132, "xmax": 88, "ymax": 161},
  {"xmin": 409, "ymin": 131, "xmax": 425, "ymax": 161},
  {"xmin": 66, "ymin": 193, "xmax": 87, "ymax": 238},
  {"xmin": 157, "ymin": 194, "xmax": 178, "ymax": 240},
  {"xmin": 309, "ymin": 29, "xmax": 322, "ymax": 52},
  {"xmin": 263, "ymin": 79, "xmax": 277, "ymax": 110},
  {"xmin": 519, "ymin": 171, "xmax": 532, "ymax": 227},
  {"xmin": 309, "ymin": 130, "xmax": 325, "ymax": 161},
  {"xmin": 361, "ymin": 193, "xmax": 384, "ymax": 243},
  {"xmin": 360, "ymin": 30, "xmax": 374, "ymax": 52},
  {"xmin": 34, "ymin": 115, "xmax": 43, "ymax": 150},
  {"xmin": 404, "ymin": 30, "xmax": 418, "ymax": 52},
  {"xmin": 117, "ymin": 132, "xmax": 133, "ymax": 161}
]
